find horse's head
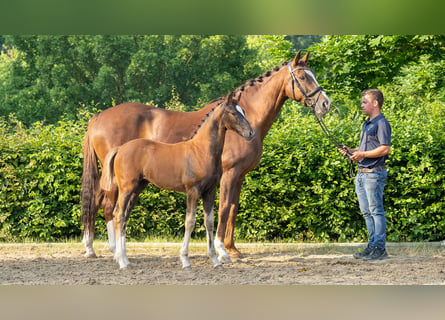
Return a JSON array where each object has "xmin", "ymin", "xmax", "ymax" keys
[
  {"xmin": 221, "ymin": 92, "xmax": 255, "ymax": 141},
  {"xmin": 286, "ymin": 51, "xmax": 331, "ymax": 116}
]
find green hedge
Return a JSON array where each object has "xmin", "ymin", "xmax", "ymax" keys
[
  {"xmin": 0, "ymin": 115, "xmax": 84, "ymax": 240},
  {"xmin": 1, "ymin": 99, "xmax": 444, "ymax": 242}
]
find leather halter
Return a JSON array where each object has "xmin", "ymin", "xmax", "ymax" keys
[
  {"xmin": 288, "ymin": 62, "xmax": 354, "ymax": 179},
  {"xmin": 288, "ymin": 62, "xmax": 324, "ymax": 109}
]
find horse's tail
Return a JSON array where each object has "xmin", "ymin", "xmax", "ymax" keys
[
  {"xmin": 81, "ymin": 127, "xmax": 100, "ymax": 238},
  {"xmin": 100, "ymin": 148, "xmax": 119, "ymax": 192}
]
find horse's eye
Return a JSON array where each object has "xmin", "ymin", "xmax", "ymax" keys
[{"xmin": 299, "ymin": 75, "xmax": 306, "ymax": 81}]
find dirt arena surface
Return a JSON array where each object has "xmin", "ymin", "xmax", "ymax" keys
[{"xmin": 1, "ymin": 242, "xmax": 445, "ymax": 285}]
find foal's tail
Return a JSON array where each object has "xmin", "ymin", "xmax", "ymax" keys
[
  {"xmin": 81, "ymin": 130, "xmax": 100, "ymax": 237},
  {"xmin": 100, "ymin": 148, "xmax": 119, "ymax": 192}
]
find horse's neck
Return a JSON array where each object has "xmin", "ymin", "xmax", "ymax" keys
[{"xmin": 239, "ymin": 68, "xmax": 288, "ymax": 139}]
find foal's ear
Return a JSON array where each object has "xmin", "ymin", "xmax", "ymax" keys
[{"xmin": 227, "ymin": 91, "xmax": 234, "ymax": 105}]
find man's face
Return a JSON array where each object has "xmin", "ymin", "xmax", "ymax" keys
[{"xmin": 361, "ymin": 94, "xmax": 378, "ymax": 117}]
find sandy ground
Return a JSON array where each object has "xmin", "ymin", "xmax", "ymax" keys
[{"xmin": 1, "ymin": 242, "xmax": 445, "ymax": 285}]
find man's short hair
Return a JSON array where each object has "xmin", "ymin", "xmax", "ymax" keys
[{"xmin": 362, "ymin": 89, "xmax": 384, "ymax": 108}]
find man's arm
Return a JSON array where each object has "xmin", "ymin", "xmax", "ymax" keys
[{"xmin": 350, "ymin": 145, "xmax": 391, "ymax": 162}]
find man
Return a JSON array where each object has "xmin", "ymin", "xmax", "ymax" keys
[{"xmin": 340, "ymin": 89, "xmax": 391, "ymax": 260}]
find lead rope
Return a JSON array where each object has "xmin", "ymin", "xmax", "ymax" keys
[{"xmin": 312, "ymin": 110, "xmax": 355, "ymax": 181}]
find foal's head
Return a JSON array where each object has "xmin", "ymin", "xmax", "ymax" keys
[{"xmin": 221, "ymin": 93, "xmax": 255, "ymax": 141}]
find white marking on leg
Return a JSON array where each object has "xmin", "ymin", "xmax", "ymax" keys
[
  {"xmin": 115, "ymin": 233, "xmax": 128, "ymax": 269},
  {"xmin": 107, "ymin": 220, "xmax": 116, "ymax": 253},
  {"xmin": 204, "ymin": 208, "xmax": 222, "ymax": 268},
  {"xmin": 83, "ymin": 230, "xmax": 96, "ymax": 258},
  {"xmin": 180, "ymin": 212, "xmax": 196, "ymax": 270},
  {"xmin": 214, "ymin": 236, "xmax": 231, "ymax": 264}
]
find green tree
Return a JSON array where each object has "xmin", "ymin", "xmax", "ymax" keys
[
  {"xmin": 310, "ymin": 35, "xmax": 445, "ymax": 99},
  {"xmin": 0, "ymin": 35, "xmax": 262, "ymax": 125}
]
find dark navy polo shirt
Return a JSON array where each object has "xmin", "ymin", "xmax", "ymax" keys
[{"xmin": 358, "ymin": 113, "xmax": 391, "ymax": 169}]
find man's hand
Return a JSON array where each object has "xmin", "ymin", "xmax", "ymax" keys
[
  {"xmin": 338, "ymin": 145, "xmax": 354, "ymax": 158},
  {"xmin": 350, "ymin": 151, "xmax": 366, "ymax": 162}
]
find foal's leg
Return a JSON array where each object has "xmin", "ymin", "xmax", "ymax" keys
[
  {"xmin": 103, "ymin": 186, "xmax": 118, "ymax": 253},
  {"xmin": 180, "ymin": 188, "xmax": 199, "ymax": 270},
  {"xmin": 113, "ymin": 191, "xmax": 132, "ymax": 269},
  {"xmin": 202, "ymin": 188, "xmax": 223, "ymax": 269},
  {"xmin": 113, "ymin": 182, "xmax": 147, "ymax": 269}
]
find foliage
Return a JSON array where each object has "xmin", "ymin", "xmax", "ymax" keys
[
  {"xmin": 0, "ymin": 35, "xmax": 260, "ymax": 126},
  {"xmin": 310, "ymin": 35, "xmax": 445, "ymax": 99},
  {"xmin": 0, "ymin": 114, "xmax": 86, "ymax": 240}
]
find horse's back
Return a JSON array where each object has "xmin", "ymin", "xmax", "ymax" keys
[{"xmin": 88, "ymin": 102, "xmax": 214, "ymax": 163}]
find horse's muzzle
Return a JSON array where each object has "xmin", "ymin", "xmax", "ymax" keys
[{"xmin": 244, "ymin": 129, "xmax": 256, "ymax": 141}]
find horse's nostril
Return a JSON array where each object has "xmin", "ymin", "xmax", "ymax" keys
[{"xmin": 323, "ymin": 101, "xmax": 330, "ymax": 111}]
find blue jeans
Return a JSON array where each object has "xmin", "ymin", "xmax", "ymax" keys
[{"xmin": 355, "ymin": 168, "xmax": 387, "ymax": 249}]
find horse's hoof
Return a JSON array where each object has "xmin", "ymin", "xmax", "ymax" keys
[
  {"xmin": 84, "ymin": 252, "xmax": 97, "ymax": 258},
  {"xmin": 182, "ymin": 265, "xmax": 192, "ymax": 271},
  {"xmin": 119, "ymin": 262, "xmax": 129, "ymax": 270},
  {"xmin": 218, "ymin": 254, "xmax": 232, "ymax": 264},
  {"xmin": 227, "ymin": 248, "xmax": 243, "ymax": 260},
  {"xmin": 214, "ymin": 264, "xmax": 223, "ymax": 270}
]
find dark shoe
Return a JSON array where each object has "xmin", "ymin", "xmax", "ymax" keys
[
  {"xmin": 363, "ymin": 247, "xmax": 388, "ymax": 260},
  {"xmin": 353, "ymin": 247, "xmax": 373, "ymax": 259}
]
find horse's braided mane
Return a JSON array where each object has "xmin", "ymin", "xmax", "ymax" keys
[
  {"xmin": 186, "ymin": 61, "xmax": 288, "ymax": 140},
  {"xmin": 232, "ymin": 61, "xmax": 288, "ymax": 101}
]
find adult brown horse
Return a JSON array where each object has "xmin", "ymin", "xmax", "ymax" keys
[
  {"xmin": 81, "ymin": 50, "xmax": 331, "ymax": 260},
  {"xmin": 100, "ymin": 93, "xmax": 254, "ymax": 269}
]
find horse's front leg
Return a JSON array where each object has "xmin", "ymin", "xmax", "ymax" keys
[
  {"xmin": 202, "ymin": 188, "xmax": 223, "ymax": 269},
  {"xmin": 180, "ymin": 188, "xmax": 199, "ymax": 270},
  {"xmin": 216, "ymin": 169, "xmax": 245, "ymax": 260},
  {"xmin": 215, "ymin": 169, "xmax": 242, "ymax": 263}
]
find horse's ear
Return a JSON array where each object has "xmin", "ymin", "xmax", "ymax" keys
[
  {"xmin": 292, "ymin": 50, "xmax": 302, "ymax": 67},
  {"xmin": 227, "ymin": 92, "xmax": 234, "ymax": 104},
  {"xmin": 301, "ymin": 51, "xmax": 310, "ymax": 63}
]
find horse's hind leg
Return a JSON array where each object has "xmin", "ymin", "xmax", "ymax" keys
[
  {"xmin": 202, "ymin": 188, "xmax": 222, "ymax": 269},
  {"xmin": 180, "ymin": 188, "xmax": 199, "ymax": 270},
  {"xmin": 82, "ymin": 189, "xmax": 103, "ymax": 258}
]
